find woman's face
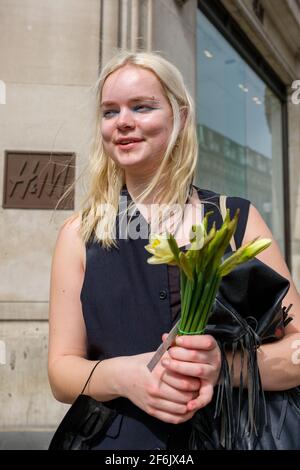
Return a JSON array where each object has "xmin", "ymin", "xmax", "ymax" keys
[{"xmin": 100, "ymin": 64, "xmax": 173, "ymax": 175}]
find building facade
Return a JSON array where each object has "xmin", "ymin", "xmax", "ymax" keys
[{"xmin": 0, "ymin": 0, "xmax": 300, "ymax": 441}]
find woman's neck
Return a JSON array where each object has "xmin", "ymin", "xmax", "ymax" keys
[{"xmin": 124, "ymin": 173, "xmax": 163, "ymax": 205}]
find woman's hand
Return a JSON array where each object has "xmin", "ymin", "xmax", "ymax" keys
[
  {"xmin": 120, "ymin": 351, "xmax": 201, "ymax": 424},
  {"xmin": 161, "ymin": 333, "xmax": 221, "ymax": 412}
]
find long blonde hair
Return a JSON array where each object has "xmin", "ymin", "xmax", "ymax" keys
[{"xmin": 77, "ymin": 50, "xmax": 198, "ymax": 249}]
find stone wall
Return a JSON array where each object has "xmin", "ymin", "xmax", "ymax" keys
[{"xmin": 0, "ymin": 0, "xmax": 101, "ymax": 429}]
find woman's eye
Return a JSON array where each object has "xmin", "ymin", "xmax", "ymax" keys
[
  {"xmin": 102, "ymin": 105, "xmax": 154, "ymax": 118},
  {"xmin": 103, "ymin": 104, "xmax": 153, "ymax": 118},
  {"xmin": 103, "ymin": 110, "xmax": 118, "ymax": 118},
  {"xmin": 134, "ymin": 105, "xmax": 153, "ymax": 112}
]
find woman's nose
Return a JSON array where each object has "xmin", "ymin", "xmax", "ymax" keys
[{"xmin": 116, "ymin": 108, "xmax": 135, "ymax": 130}]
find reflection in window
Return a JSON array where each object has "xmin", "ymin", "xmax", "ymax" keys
[{"xmin": 196, "ymin": 10, "xmax": 285, "ymax": 253}]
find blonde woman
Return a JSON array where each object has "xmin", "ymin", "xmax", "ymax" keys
[{"xmin": 48, "ymin": 51, "xmax": 300, "ymax": 450}]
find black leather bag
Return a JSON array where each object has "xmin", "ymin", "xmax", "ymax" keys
[
  {"xmin": 49, "ymin": 361, "xmax": 117, "ymax": 450},
  {"xmin": 189, "ymin": 257, "xmax": 300, "ymax": 450}
]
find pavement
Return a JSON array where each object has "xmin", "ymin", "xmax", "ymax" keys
[{"xmin": 0, "ymin": 431, "xmax": 55, "ymax": 450}]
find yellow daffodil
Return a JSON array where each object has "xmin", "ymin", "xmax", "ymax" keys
[
  {"xmin": 145, "ymin": 209, "xmax": 272, "ymax": 337},
  {"xmin": 145, "ymin": 234, "xmax": 176, "ymax": 265},
  {"xmin": 189, "ymin": 224, "xmax": 205, "ymax": 250}
]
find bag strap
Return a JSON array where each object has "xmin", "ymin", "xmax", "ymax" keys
[
  {"xmin": 81, "ymin": 360, "xmax": 102, "ymax": 395},
  {"xmin": 219, "ymin": 195, "xmax": 236, "ymax": 252}
]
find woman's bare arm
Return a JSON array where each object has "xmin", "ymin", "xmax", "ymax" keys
[{"xmin": 48, "ymin": 215, "xmax": 129, "ymax": 404}]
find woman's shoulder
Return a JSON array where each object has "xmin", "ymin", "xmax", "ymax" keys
[
  {"xmin": 192, "ymin": 185, "xmax": 252, "ymax": 248},
  {"xmin": 60, "ymin": 212, "xmax": 82, "ymax": 231},
  {"xmin": 58, "ymin": 212, "xmax": 84, "ymax": 247},
  {"xmin": 55, "ymin": 212, "xmax": 86, "ymax": 271},
  {"xmin": 193, "ymin": 185, "xmax": 251, "ymax": 208},
  {"xmin": 192, "ymin": 185, "xmax": 219, "ymax": 201}
]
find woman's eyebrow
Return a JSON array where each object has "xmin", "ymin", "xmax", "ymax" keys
[{"xmin": 100, "ymin": 96, "xmax": 160, "ymax": 107}]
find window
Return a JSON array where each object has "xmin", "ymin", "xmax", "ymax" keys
[{"xmin": 196, "ymin": 3, "xmax": 288, "ymax": 258}]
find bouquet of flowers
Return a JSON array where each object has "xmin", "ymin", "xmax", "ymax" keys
[{"xmin": 145, "ymin": 209, "xmax": 271, "ymax": 371}]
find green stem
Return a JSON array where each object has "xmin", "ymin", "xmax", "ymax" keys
[
  {"xmin": 180, "ymin": 269, "xmax": 187, "ymax": 308},
  {"xmin": 189, "ymin": 277, "xmax": 213, "ymax": 332},
  {"xmin": 180, "ymin": 270, "xmax": 188, "ymax": 316},
  {"xmin": 181, "ymin": 271, "xmax": 204, "ymax": 332},
  {"xmin": 198, "ymin": 272, "xmax": 220, "ymax": 332},
  {"xmin": 179, "ymin": 270, "xmax": 188, "ymax": 329},
  {"xmin": 179, "ymin": 277, "xmax": 194, "ymax": 333}
]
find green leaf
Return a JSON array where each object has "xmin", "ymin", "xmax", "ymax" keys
[
  {"xmin": 167, "ymin": 232, "xmax": 180, "ymax": 263},
  {"xmin": 179, "ymin": 251, "xmax": 193, "ymax": 280},
  {"xmin": 218, "ymin": 237, "xmax": 272, "ymax": 277}
]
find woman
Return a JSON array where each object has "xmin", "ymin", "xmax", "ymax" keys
[{"xmin": 48, "ymin": 50, "xmax": 300, "ymax": 450}]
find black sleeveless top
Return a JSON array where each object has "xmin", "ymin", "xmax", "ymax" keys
[{"xmin": 80, "ymin": 186, "xmax": 250, "ymax": 450}]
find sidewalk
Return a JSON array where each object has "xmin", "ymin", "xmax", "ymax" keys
[{"xmin": 0, "ymin": 431, "xmax": 54, "ymax": 450}]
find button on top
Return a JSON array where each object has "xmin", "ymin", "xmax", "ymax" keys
[{"xmin": 159, "ymin": 289, "xmax": 168, "ymax": 300}]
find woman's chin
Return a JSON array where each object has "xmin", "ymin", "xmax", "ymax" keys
[{"xmin": 115, "ymin": 154, "xmax": 147, "ymax": 169}]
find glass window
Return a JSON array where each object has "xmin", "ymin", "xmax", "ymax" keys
[{"xmin": 196, "ymin": 9, "xmax": 285, "ymax": 254}]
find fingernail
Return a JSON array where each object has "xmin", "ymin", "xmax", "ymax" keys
[
  {"xmin": 176, "ymin": 337, "xmax": 183, "ymax": 345},
  {"xmin": 162, "ymin": 359, "xmax": 169, "ymax": 366}
]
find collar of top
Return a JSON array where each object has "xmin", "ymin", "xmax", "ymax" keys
[{"xmin": 120, "ymin": 183, "xmax": 194, "ymax": 202}]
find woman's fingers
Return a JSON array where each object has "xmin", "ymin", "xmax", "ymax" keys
[
  {"xmin": 162, "ymin": 357, "xmax": 216, "ymax": 380},
  {"xmin": 168, "ymin": 345, "xmax": 215, "ymax": 364},
  {"xmin": 162, "ymin": 333, "xmax": 216, "ymax": 350},
  {"xmin": 160, "ymin": 369, "xmax": 201, "ymax": 393},
  {"xmin": 163, "ymin": 333, "xmax": 220, "ymax": 368},
  {"xmin": 146, "ymin": 382, "xmax": 198, "ymax": 420},
  {"xmin": 148, "ymin": 396, "xmax": 188, "ymax": 415},
  {"xmin": 157, "ymin": 334, "xmax": 221, "ymax": 411},
  {"xmin": 186, "ymin": 380, "xmax": 214, "ymax": 412},
  {"xmin": 149, "ymin": 377, "xmax": 198, "ymax": 404},
  {"xmin": 175, "ymin": 334, "xmax": 217, "ymax": 351}
]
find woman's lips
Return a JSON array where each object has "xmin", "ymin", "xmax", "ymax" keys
[{"xmin": 116, "ymin": 140, "xmax": 143, "ymax": 150}]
